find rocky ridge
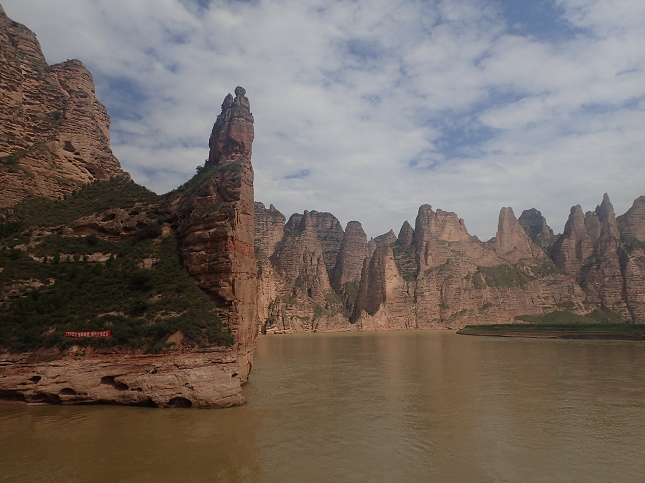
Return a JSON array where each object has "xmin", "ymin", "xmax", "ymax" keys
[
  {"xmin": 256, "ymin": 194, "xmax": 645, "ymax": 333},
  {"xmin": 0, "ymin": 5, "xmax": 125, "ymax": 208}
]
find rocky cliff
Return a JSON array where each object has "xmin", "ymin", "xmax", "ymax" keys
[
  {"xmin": 0, "ymin": 6, "xmax": 125, "ymax": 208},
  {"xmin": 551, "ymin": 194, "xmax": 645, "ymax": 323},
  {"xmin": 171, "ymin": 86, "xmax": 258, "ymax": 382},
  {"xmin": 1, "ymin": 78, "xmax": 259, "ymax": 408},
  {"xmin": 256, "ymin": 194, "xmax": 645, "ymax": 333}
]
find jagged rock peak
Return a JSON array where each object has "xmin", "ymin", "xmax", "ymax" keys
[
  {"xmin": 330, "ymin": 221, "xmax": 368, "ymax": 294},
  {"xmin": 0, "ymin": 7, "xmax": 125, "ymax": 207},
  {"xmin": 397, "ymin": 221, "xmax": 414, "ymax": 247},
  {"xmin": 374, "ymin": 229, "xmax": 397, "ymax": 246},
  {"xmin": 300, "ymin": 209, "xmax": 314, "ymax": 230},
  {"xmin": 618, "ymin": 196, "xmax": 645, "ymax": 242},
  {"xmin": 595, "ymin": 193, "xmax": 619, "ymax": 238},
  {"xmin": 495, "ymin": 207, "xmax": 543, "ymax": 262},
  {"xmin": 346, "ymin": 220, "xmax": 366, "ymax": 235},
  {"xmin": 208, "ymin": 86, "xmax": 254, "ymax": 166},
  {"xmin": 518, "ymin": 208, "xmax": 555, "ymax": 247}
]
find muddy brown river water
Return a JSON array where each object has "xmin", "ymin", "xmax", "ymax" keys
[{"xmin": 2, "ymin": 330, "xmax": 645, "ymax": 482}]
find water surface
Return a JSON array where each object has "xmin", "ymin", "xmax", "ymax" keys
[{"xmin": 2, "ymin": 331, "xmax": 645, "ymax": 482}]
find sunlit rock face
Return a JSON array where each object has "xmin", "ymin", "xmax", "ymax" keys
[
  {"xmin": 0, "ymin": 7, "xmax": 125, "ymax": 208},
  {"xmin": 351, "ymin": 204, "xmax": 587, "ymax": 330},
  {"xmin": 549, "ymin": 194, "xmax": 645, "ymax": 322}
]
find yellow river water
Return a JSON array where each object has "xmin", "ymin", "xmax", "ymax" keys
[{"xmin": 1, "ymin": 330, "xmax": 645, "ymax": 482}]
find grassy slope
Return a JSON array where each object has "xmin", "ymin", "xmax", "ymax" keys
[
  {"xmin": 458, "ymin": 310, "xmax": 643, "ymax": 340},
  {"xmin": 0, "ymin": 177, "xmax": 233, "ymax": 353}
]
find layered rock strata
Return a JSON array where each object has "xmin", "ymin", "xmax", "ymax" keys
[
  {"xmin": 172, "ymin": 86, "xmax": 257, "ymax": 382},
  {"xmin": 352, "ymin": 205, "xmax": 586, "ymax": 329},
  {"xmin": 0, "ymin": 6, "xmax": 125, "ymax": 208},
  {"xmin": 1, "ymin": 86, "xmax": 259, "ymax": 407},
  {"xmin": 0, "ymin": 349, "xmax": 244, "ymax": 408},
  {"xmin": 257, "ymin": 194, "xmax": 645, "ymax": 332},
  {"xmin": 518, "ymin": 208, "xmax": 557, "ymax": 250},
  {"xmin": 551, "ymin": 194, "xmax": 645, "ymax": 322}
]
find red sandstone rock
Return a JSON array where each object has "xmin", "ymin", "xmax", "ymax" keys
[
  {"xmin": 494, "ymin": 207, "xmax": 545, "ymax": 263},
  {"xmin": 0, "ymin": 8, "xmax": 125, "ymax": 208},
  {"xmin": 330, "ymin": 221, "xmax": 368, "ymax": 313},
  {"xmin": 175, "ymin": 87, "xmax": 258, "ymax": 383},
  {"xmin": 0, "ymin": 348, "xmax": 245, "ymax": 408},
  {"xmin": 519, "ymin": 208, "xmax": 557, "ymax": 249},
  {"xmin": 618, "ymin": 196, "xmax": 645, "ymax": 243},
  {"xmin": 551, "ymin": 194, "xmax": 630, "ymax": 318}
]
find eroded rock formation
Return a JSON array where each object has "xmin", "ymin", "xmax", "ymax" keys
[
  {"xmin": 0, "ymin": 6, "xmax": 125, "ymax": 208},
  {"xmin": 1, "ymin": 83, "xmax": 259, "ymax": 407},
  {"xmin": 0, "ymin": 348, "xmax": 244, "ymax": 408},
  {"xmin": 518, "ymin": 208, "xmax": 557, "ymax": 250},
  {"xmin": 172, "ymin": 87, "xmax": 257, "ymax": 382},
  {"xmin": 550, "ymin": 194, "xmax": 645, "ymax": 322}
]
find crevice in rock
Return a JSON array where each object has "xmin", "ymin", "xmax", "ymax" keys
[
  {"xmin": 100, "ymin": 376, "xmax": 129, "ymax": 391},
  {"xmin": 167, "ymin": 397, "xmax": 192, "ymax": 408}
]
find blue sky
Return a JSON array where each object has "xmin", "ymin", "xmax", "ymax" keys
[{"xmin": 4, "ymin": 0, "xmax": 645, "ymax": 240}]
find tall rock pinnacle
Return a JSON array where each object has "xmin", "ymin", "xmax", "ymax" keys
[
  {"xmin": 208, "ymin": 86, "xmax": 254, "ymax": 166},
  {"xmin": 177, "ymin": 87, "xmax": 257, "ymax": 383}
]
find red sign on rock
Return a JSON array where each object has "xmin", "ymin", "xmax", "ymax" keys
[{"xmin": 64, "ymin": 331, "xmax": 111, "ymax": 338}]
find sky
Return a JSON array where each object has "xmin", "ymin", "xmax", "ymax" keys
[{"xmin": 4, "ymin": 0, "xmax": 645, "ymax": 240}]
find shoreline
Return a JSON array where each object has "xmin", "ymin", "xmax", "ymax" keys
[{"xmin": 457, "ymin": 323, "xmax": 645, "ymax": 341}]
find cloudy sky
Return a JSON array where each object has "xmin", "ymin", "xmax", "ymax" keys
[{"xmin": 4, "ymin": 0, "xmax": 645, "ymax": 239}]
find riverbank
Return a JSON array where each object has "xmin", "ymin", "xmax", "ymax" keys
[{"xmin": 457, "ymin": 323, "xmax": 645, "ymax": 340}]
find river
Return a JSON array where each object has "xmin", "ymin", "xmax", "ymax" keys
[{"xmin": 2, "ymin": 330, "xmax": 645, "ymax": 482}]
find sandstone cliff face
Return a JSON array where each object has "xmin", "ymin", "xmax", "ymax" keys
[
  {"xmin": 0, "ymin": 349, "xmax": 244, "ymax": 408},
  {"xmin": 617, "ymin": 197, "xmax": 645, "ymax": 323},
  {"xmin": 256, "ymin": 199, "xmax": 600, "ymax": 335},
  {"xmin": 518, "ymin": 208, "xmax": 557, "ymax": 250},
  {"xmin": 1, "ymin": 87, "xmax": 259, "ymax": 408},
  {"xmin": 255, "ymin": 210, "xmax": 355, "ymax": 334},
  {"xmin": 351, "ymin": 204, "xmax": 586, "ymax": 329},
  {"xmin": 550, "ymin": 194, "xmax": 644, "ymax": 322},
  {"xmin": 330, "ymin": 221, "xmax": 369, "ymax": 313},
  {"xmin": 173, "ymin": 87, "xmax": 257, "ymax": 382},
  {"xmin": 0, "ymin": 7, "xmax": 125, "ymax": 208}
]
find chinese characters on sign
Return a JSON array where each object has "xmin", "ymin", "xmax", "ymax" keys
[{"xmin": 64, "ymin": 331, "xmax": 111, "ymax": 338}]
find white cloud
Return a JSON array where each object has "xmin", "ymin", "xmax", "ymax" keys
[{"xmin": 4, "ymin": 0, "xmax": 645, "ymax": 240}]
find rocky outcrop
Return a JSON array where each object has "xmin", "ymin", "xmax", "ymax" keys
[
  {"xmin": 0, "ymin": 7, "xmax": 125, "ymax": 208},
  {"xmin": 550, "ymin": 194, "xmax": 640, "ymax": 320},
  {"xmin": 351, "ymin": 204, "xmax": 586, "ymax": 329},
  {"xmin": 271, "ymin": 211, "xmax": 332, "ymax": 302},
  {"xmin": 330, "ymin": 221, "xmax": 368, "ymax": 313},
  {"xmin": 173, "ymin": 87, "xmax": 257, "ymax": 383},
  {"xmin": 1, "ymin": 86, "xmax": 260, "ymax": 407},
  {"xmin": 519, "ymin": 208, "xmax": 557, "ymax": 250},
  {"xmin": 618, "ymin": 196, "xmax": 645, "ymax": 243},
  {"xmin": 255, "ymin": 209, "xmax": 355, "ymax": 334},
  {"xmin": 0, "ymin": 348, "xmax": 245, "ymax": 408},
  {"xmin": 617, "ymin": 197, "xmax": 645, "ymax": 322},
  {"xmin": 494, "ymin": 207, "xmax": 545, "ymax": 263},
  {"xmin": 374, "ymin": 229, "xmax": 397, "ymax": 246},
  {"xmin": 254, "ymin": 202, "xmax": 285, "ymax": 258}
]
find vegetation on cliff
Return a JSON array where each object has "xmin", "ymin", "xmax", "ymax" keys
[{"xmin": 0, "ymin": 178, "xmax": 233, "ymax": 353}]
